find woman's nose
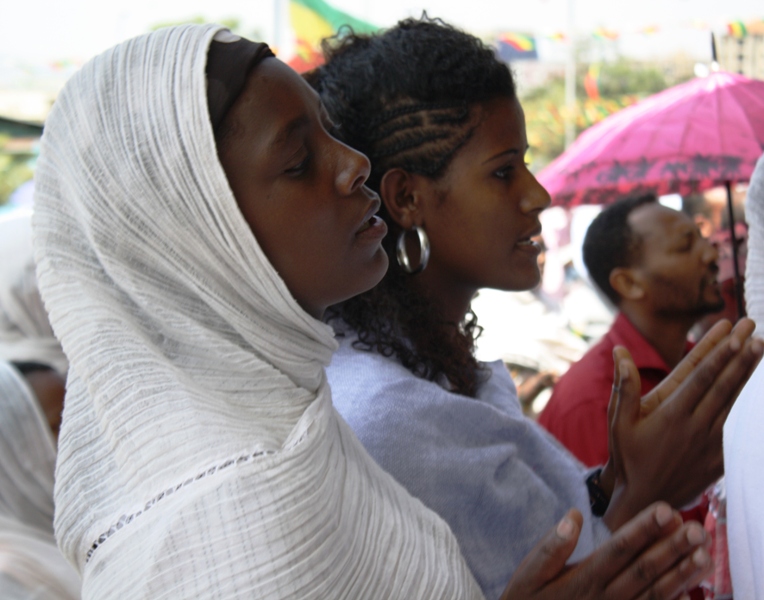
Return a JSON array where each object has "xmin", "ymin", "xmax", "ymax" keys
[
  {"xmin": 519, "ymin": 172, "xmax": 552, "ymax": 214},
  {"xmin": 335, "ymin": 143, "xmax": 371, "ymax": 195}
]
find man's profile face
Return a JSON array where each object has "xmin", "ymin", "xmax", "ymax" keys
[{"xmin": 627, "ymin": 203, "xmax": 725, "ymax": 318}]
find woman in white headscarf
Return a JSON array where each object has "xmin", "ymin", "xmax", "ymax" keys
[
  {"xmin": 0, "ymin": 213, "xmax": 80, "ymax": 599},
  {"xmin": 724, "ymin": 152, "xmax": 764, "ymax": 599},
  {"xmin": 32, "ymin": 24, "xmax": 485, "ymax": 600},
  {"xmin": 33, "ymin": 23, "xmax": 714, "ymax": 600}
]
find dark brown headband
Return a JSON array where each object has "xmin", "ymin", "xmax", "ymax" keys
[{"xmin": 205, "ymin": 35, "xmax": 274, "ymax": 136}]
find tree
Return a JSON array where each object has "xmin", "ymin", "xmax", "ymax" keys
[
  {"xmin": 0, "ymin": 135, "xmax": 34, "ymax": 206},
  {"xmin": 521, "ymin": 57, "xmax": 693, "ymax": 170}
]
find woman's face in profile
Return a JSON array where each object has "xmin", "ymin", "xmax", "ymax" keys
[
  {"xmin": 413, "ymin": 97, "xmax": 551, "ymax": 294},
  {"xmin": 219, "ymin": 58, "xmax": 388, "ymax": 318}
]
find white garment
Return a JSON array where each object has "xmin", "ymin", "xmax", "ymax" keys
[
  {"xmin": 33, "ymin": 24, "xmax": 482, "ymax": 599},
  {"xmin": 744, "ymin": 154, "xmax": 764, "ymax": 336},
  {"xmin": 327, "ymin": 326, "xmax": 610, "ymax": 600},
  {"xmin": 724, "ymin": 152, "xmax": 764, "ymax": 599},
  {"xmin": 0, "ymin": 362, "xmax": 56, "ymax": 532},
  {"xmin": 0, "ymin": 362, "xmax": 80, "ymax": 599},
  {"xmin": 0, "ymin": 516, "xmax": 81, "ymax": 600},
  {"xmin": 0, "ymin": 213, "xmax": 67, "ymax": 375}
]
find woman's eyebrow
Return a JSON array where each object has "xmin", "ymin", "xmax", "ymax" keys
[
  {"xmin": 268, "ymin": 115, "xmax": 310, "ymax": 151},
  {"xmin": 482, "ymin": 148, "xmax": 520, "ymax": 165}
]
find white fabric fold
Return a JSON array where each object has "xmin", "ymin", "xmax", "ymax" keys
[
  {"xmin": 0, "ymin": 213, "xmax": 68, "ymax": 375},
  {"xmin": 0, "ymin": 361, "xmax": 81, "ymax": 599},
  {"xmin": 0, "ymin": 515, "xmax": 81, "ymax": 600},
  {"xmin": 0, "ymin": 362, "xmax": 56, "ymax": 533},
  {"xmin": 724, "ymin": 152, "xmax": 764, "ymax": 599},
  {"xmin": 33, "ymin": 24, "xmax": 482, "ymax": 599}
]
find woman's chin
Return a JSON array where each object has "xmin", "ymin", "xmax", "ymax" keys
[{"xmin": 337, "ymin": 251, "xmax": 390, "ymax": 305}]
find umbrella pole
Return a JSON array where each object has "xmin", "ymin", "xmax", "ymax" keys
[{"xmin": 725, "ymin": 181, "xmax": 746, "ymax": 320}]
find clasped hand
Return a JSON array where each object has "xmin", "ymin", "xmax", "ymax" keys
[{"xmin": 602, "ymin": 317, "xmax": 763, "ymax": 530}]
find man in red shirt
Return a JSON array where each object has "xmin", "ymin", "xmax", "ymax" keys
[{"xmin": 539, "ymin": 194, "xmax": 725, "ymax": 467}]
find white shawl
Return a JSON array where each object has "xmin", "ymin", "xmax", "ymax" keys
[
  {"xmin": 724, "ymin": 153, "xmax": 764, "ymax": 599},
  {"xmin": 0, "ymin": 361, "xmax": 56, "ymax": 533},
  {"xmin": 0, "ymin": 212, "xmax": 67, "ymax": 375},
  {"xmin": 33, "ymin": 24, "xmax": 482, "ymax": 599},
  {"xmin": 0, "ymin": 361, "xmax": 81, "ymax": 599}
]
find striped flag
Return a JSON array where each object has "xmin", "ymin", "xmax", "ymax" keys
[
  {"xmin": 727, "ymin": 21, "xmax": 748, "ymax": 38},
  {"xmin": 284, "ymin": 0, "xmax": 377, "ymax": 72},
  {"xmin": 496, "ymin": 33, "xmax": 538, "ymax": 61}
]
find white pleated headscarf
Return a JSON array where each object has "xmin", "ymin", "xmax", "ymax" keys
[
  {"xmin": 0, "ymin": 361, "xmax": 56, "ymax": 533},
  {"xmin": 745, "ymin": 154, "xmax": 764, "ymax": 331},
  {"xmin": 0, "ymin": 515, "xmax": 81, "ymax": 600},
  {"xmin": 33, "ymin": 24, "xmax": 482, "ymax": 599},
  {"xmin": 0, "ymin": 213, "xmax": 67, "ymax": 375},
  {"xmin": 724, "ymin": 154, "xmax": 764, "ymax": 597}
]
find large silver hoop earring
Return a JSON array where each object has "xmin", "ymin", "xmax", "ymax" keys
[{"xmin": 396, "ymin": 226, "xmax": 430, "ymax": 275}]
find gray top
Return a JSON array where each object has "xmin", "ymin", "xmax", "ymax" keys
[{"xmin": 328, "ymin": 327, "xmax": 611, "ymax": 600}]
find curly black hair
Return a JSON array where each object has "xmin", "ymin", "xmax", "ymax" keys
[
  {"xmin": 309, "ymin": 16, "xmax": 516, "ymax": 396},
  {"xmin": 583, "ymin": 194, "xmax": 658, "ymax": 306}
]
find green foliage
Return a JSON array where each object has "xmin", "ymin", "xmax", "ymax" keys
[
  {"xmin": 521, "ymin": 58, "xmax": 694, "ymax": 170},
  {"xmin": 151, "ymin": 16, "xmax": 240, "ymax": 31},
  {"xmin": 0, "ymin": 135, "xmax": 34, "ymax": 206},
  {"xmin": 592, "ymin": 59, "xmax": 672, "ymax": 97}
]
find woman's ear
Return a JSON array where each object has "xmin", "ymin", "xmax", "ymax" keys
[
  {"xmin": 379, "ymin": 168, "xmax": 422, "ymax": 230},
  {"xmin": 610, "ymin": 267, "xmax": 645, "ymax": 302}
]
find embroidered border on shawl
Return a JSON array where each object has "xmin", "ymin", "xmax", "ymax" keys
[{"xmin": 85, "ymin": 449, "xmax": 276, "ymax": 562}]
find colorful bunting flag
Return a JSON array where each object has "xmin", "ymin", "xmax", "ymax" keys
[
  {"xmin": 727, "ymin": 21, "xmax": 748, "ymax": 38},
  {"xmin": 496, "ymin": 33, "xmax": 538, "ymax": 61},
  {"xmin": 583, "ymin": 64, "xmax": 600, "ymax": 101},
  {"xmin": 639, "ymin": 25, "xmax": 660, "ymax": 35},
  {"xmin": 592, "ymin": 27, "xmax": 619, "ymax": 40}
]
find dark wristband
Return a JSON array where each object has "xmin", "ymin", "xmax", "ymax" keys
[{"xmin": 586, "ymin": 467, "xmax": 610, "ymax": 517}]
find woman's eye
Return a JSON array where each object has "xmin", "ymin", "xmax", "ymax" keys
[
  {"xmin": 494, "ymin": 165, "xmax": 513, "ymax": 179},
  {"xmin": 285, "ymin": 155, "xmax": 310, "ymax": 176}
]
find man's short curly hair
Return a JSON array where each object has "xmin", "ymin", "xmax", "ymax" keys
[
  {"xmin": 583, "ymin": 194, "xmax": 658, "ymax": 306},
  {"xmin": 308, "ymin": 16, "xmax": 516, "ymax": 396}
]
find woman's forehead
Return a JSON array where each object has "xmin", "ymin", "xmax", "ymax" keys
[{"xmin": 226, "ymin": 59, "xmax": 320, "ymax": 150}]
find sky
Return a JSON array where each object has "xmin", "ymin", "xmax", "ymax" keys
[{"xmin": 1, "ymin": 0, "xmax": 763, "ymax": 66}]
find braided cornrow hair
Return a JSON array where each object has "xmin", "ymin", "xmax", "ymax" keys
[{"xmin": 309, "ymin": 16, "xmax": 516, "ymax": 396}]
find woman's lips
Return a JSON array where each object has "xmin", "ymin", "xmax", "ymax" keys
[
  {"xmin": 516, "ymin": 238, "xmax": 542, "ymax": 252},
  {"xmin": 355, "ymin": 215, "xmax": 388, "ymax": 240}
]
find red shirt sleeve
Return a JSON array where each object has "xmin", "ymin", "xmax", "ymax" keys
[{"xmin": 539, "ymin": 378, "xmax": 610, "ymax": 467}]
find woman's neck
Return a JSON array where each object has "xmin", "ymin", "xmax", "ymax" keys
[{"xmin": 409, "ymin": 270, "xmax": 476, "ymax": 326}]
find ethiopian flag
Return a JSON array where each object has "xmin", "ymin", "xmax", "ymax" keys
[
  {"xmin": 290, "ymin": 0, "xmax": 377, "ymax": 48},
  {"xmin": 285, "ymin": 0, "xmax": 377, "ymax": 71}
]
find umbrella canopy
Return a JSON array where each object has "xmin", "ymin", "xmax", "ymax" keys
[{"xmin": 537, "ymin": 71, "xmax": 764, "ymax": 207}]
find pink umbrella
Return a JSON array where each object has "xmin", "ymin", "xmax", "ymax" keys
[
  {"xmin": 537, "ymin": 70, "xmax": 764, "ymax": 319},
  {"xmin": 537, "ymin": 71, "xmax": 764, "ymax": 207}
]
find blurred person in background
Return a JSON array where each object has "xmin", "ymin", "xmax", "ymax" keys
[
  {"xmin": 0, "ymin": 212, "xmax": 80, "ymax": 599},
  {"xmin": 689, "ymin": 224, "xmax": 748, "ymax": 342}
]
